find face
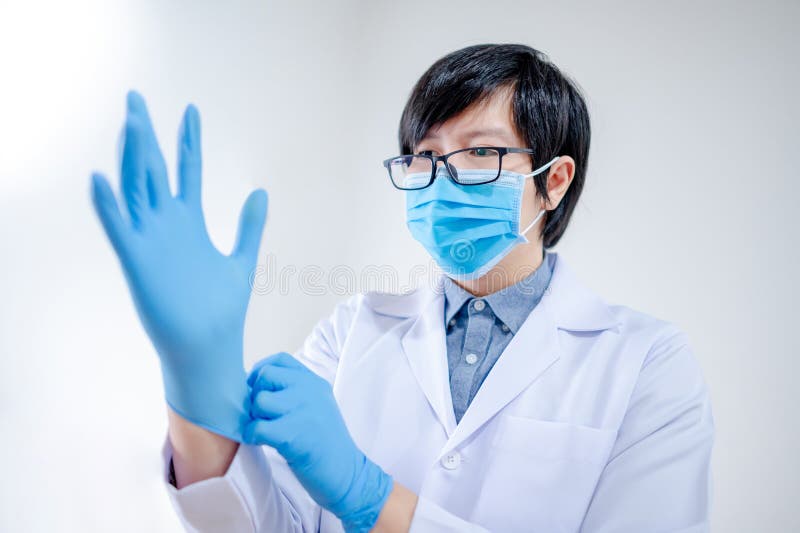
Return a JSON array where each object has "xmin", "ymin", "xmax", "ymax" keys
[{"xmin": 412, "ymin": 85, "xmax": 576, "ymax": 293}]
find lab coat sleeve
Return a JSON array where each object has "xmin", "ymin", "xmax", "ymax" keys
[
  {"xmin": 410, "ymin": 497, "xmax": 490, "ymax": 532},
  {"xmin": 161, "ymin": 295, "xmax": 364, "ymax": 532},
  {"xmin": 579, "ymin": 329, "xmax": 715, "ymax": 532},
  {"xmin": 290, "ymin": 293, "xmax": 362, "ymax": 386},
  {"xmin": 162, "ymin": 438, "xmax": 319, "ymax": 532}
]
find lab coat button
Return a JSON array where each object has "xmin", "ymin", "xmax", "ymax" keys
[{"xmin": 441, "ymin": 452, "xmax": 461, "ymax": 470}]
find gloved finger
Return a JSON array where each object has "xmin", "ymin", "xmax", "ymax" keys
[
  {"xmin": 247, "ymin": 351, "xmax": 302, "ymax": 386},
  {"xmin": 90, "ymin": 172, "xmax": 131, "ymax": 259},
  {"xmin": 177, "ymin": 104, "xmax": 202, "ymax": 207},
  {"xmin": 232, "ymin": 188, "xmax": 268, "ymax": 269},
  {"xmin": 120, "ymin": 116, "xmax": 149, "ymax": 227},
  {"xmin": 126, "ymin": 91, "xmax": 170, "ymax": 209},
  {"xmin": 249, "ymin": 361, "xmax": 301, "ymax": 392},
  {"xmin": 249, "ymin": 389, "xmax": 293, "ymax": 420},
  {"xmin": 264, "ymin": 351, "xmax": 305, "ymax": 369},
  {"xmin": 242, "ymin": 417, "xmax": 291, "ymax": 451}
]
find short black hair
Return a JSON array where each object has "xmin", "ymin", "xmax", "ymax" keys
[{"xmin": 398, "ymin": 43, "xmax": 590, "ymax": 248}]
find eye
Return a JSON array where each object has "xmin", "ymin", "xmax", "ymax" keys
[
  {"xmin": 469, "ymin": 147, "xmax": 494, "ymax": 157},
  {"xmin": 416, "ymin": 149, "xmax": 435, "ymax": 156}
]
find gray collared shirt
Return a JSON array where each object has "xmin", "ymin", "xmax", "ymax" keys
[{"xmin": 443, "ymin": 252, "xmax": 555, "ymax": 423}]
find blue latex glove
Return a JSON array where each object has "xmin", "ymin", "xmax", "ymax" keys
[
  {"xmin": 90, "ymin": 91, "xmax": 268, "ymax": 441},
  {"xmin": 244, "ymin": 352, "xmax": 394, "ymax": 532}
]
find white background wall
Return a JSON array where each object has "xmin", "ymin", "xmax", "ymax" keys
[{"xmin": 0, "ymin": 0, "xmax": 797, "ymax": 531}]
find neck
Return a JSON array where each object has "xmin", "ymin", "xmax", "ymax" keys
[{"xmin": 454, "ymin": 240, "xmax": 545, "ymax": 297}]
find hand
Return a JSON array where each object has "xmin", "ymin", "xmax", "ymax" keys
[
  {"xmin": 90, "ymin": 91, "xmax": 268, "ymax": 441},
  {"xmin": 244, "ymin": 353, "xmax": 393, "ymax": 532}
]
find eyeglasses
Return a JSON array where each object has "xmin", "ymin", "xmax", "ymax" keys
[{"xmin": 382, "ymin": 146, "xmax": 537, "ymax": 190}]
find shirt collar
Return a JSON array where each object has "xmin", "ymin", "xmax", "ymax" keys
[
  {"xmin": 443, "ymin": 252, "xmax": 555, "ymax": 333},
  {"xmin": 443, "ymin": 277, "xmax": 473, "ymax": 325}
]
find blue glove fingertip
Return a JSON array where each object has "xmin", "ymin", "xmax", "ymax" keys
[
  {"xmin": 247, "ymin": 362, "xmax": 265, "ymax": 387},
  {"xmin": 182, "ymin": 104, "xmax": 200, "ymax": 149},
  {"xmin": 91, "ymin": 171, "xmax": 130, "ymax": 254},
  {"xmin": 247, "ymin": 351, "xmax": 293, "ymax": 388},
  {"xmin": 246, "ymin": 389, "xmax": 258, "ymax": 419},
  {"xmin": 127, "ymin": 90, "xmax": 145, "ymax": 114},
  {"xmin": 242, "ymin": 421, "xmax": 254, "ymax": 444},
  {"xmin": 254, "ymin": 188, "xmax": 268, "ymax": 209},
  {"xmin": 185, "ymin": 102, "xmax": 200, "ymax": 119},
  {"xmin": 247, "ymin": 189, "xmax": 268, "ymax": 225},
  {"xmin": 90, "ymin": 171, "xmax": 105, "ymax": 195},
  {"xmin": 90, "ymin": 172, "xmax": 113, "ymax": 211}
]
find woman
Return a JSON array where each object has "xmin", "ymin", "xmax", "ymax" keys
[{"xmin": 91, "ymin": 44, "xmax": 714, "ymax": 532}]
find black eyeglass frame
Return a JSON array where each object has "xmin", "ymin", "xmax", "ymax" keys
[{"xmin": 382, "ymin": 146, "xmax": 537, "ymax": 190}]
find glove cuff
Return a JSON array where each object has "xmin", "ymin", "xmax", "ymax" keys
[
  {"xmin": 161, "ymin": 358, "xmax": 250, "ymax": 442},
  {"xmin": 335, "ymin": 455, "xmax": 394, "ymax": 533}
]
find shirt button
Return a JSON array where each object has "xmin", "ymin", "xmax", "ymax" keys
[
  {"xmin": 473, "ymin": 299, "xmax": 486, "ymax": 312},
  {"xmin": 501, "ymin": 324, "xmax": 510, "ymax": 333},
  {"xmin": 441, "ymin": 452, "xmax": 461, "ymax": 470},
  {"xmin": 448, "ymin": 319, "xmax": 456, "ymax": 328},
  {"xmin": 465, "ymin": 353, "xmax": 478, "ymax": 365}
]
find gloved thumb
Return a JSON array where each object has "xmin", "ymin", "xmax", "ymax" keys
[{"xmin": 232, "ymin": 188, "xmax": 268, "ymax": 268}]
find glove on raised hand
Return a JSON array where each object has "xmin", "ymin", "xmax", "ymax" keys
[{"xmin": 90, "ymin": 91, "xmax": 267, "ymax": 441}]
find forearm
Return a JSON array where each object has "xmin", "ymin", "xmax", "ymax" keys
[
  {"xmin": 372, "ymin": 481, "xmax": 418, "ymax": 533},
  {"xmin": 167, "ymin": 406, "xmax": 239, "ymax": 488}
]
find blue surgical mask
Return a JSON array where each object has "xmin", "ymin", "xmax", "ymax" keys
[{"xmin": 405, "ymin": 156, "xmax": 559, "ymax": 281}]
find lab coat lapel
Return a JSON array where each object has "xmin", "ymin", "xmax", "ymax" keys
[
  {"xmin": 439, "ymin": 254, "xmax": 620, "ymax": 457},
  {"xmin": 399, "ymin": 280, "xmax": 458, "ymax": 438},
  {"xmin": 440, "ymin": 295, "xmax": 560, "ymax": 456}
]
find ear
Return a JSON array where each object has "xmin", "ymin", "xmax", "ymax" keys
[{"xmin": 543, "ymin": 156, "xmax": 576, "ymax": 210}]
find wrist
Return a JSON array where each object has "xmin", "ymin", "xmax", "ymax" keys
[
  {"xmin": 372, "ymin": 482, "xmax": 418, "ymax": 533},
  {"xmin": 167, "ymin": 406, "xmax": 239, "ymax": 488}
]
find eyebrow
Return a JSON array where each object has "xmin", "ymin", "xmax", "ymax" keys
[{"xmin": 420, "ymin": 127, "xmax": 515, "ymax": 144}]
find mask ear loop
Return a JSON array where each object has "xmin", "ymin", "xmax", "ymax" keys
[
  {"xmin": 519, "ymin": 156, "xmax": 560, "ymax": 237},
  {"xmin": 520, "ymin": 208, "xmax": 547, "ymax": 236}
]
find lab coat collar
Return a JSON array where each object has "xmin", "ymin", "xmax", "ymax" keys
[
  {"xmin": 366, "ymin": 253, "xmax": 619, "ymax": 332},
  {"xmin": 544, "ymin": 253, "xmax": 620, "ymax": 332},
  {"xmin": 367, "ymin": 253, "xmax": 621, "ymax": 449}
]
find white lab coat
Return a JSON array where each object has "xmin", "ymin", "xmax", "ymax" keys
[{"xmin": 163, "ymin": 253, "xmax": 714, "ymax": 532}]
